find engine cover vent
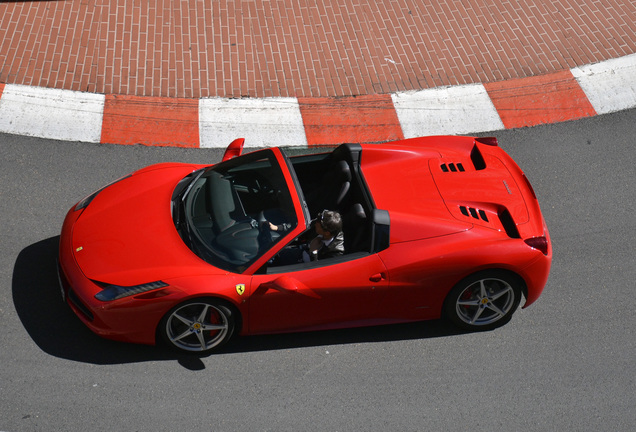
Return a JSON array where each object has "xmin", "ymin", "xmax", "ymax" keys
[
  {"xmin": 459, "ymin": 205, "xmax": 489, "ymax": 222},
  {"xmin": 440, "ymin": 162, "xmax": 465, "ymax": 173}
]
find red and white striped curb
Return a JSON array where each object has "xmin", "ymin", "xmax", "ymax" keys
[{"xmin": 0, "ymin": 54, "xmax": 635, "ymax": 148}]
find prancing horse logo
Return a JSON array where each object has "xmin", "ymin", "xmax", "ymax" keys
[{"xmin": 235, "ymin": 284, "xmax": 246, "ymax": 296}]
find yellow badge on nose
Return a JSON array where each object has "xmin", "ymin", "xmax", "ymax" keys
[{"xmin": 236, "ymin": 284, "xmax": 245, "ymax": 296}]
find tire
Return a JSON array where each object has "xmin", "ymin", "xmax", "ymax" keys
[
  {"xmin": 444, "ymin": 270, "xmax": 523, "ymax": 331},
  {"xmin": 159, "ymin": 299, "xmax": 235, "ymax": 353}
]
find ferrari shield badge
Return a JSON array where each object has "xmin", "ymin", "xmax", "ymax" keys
[{"xmin": 235, "ymin": 284, "xmax": 246, "ymax": 296}]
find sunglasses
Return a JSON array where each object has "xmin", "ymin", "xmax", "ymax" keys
[{"xmin": 314, "ymin": 209, "xmax": 329, "ymax": 230}]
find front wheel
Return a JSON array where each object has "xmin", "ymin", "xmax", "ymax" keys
[
  {"xmin": 444, "ymin": 270, "xmax": 523, "ymax": 331},
  {"xmin": 159, "ymin": 299, "xmax": 236, "ymax": 353}
]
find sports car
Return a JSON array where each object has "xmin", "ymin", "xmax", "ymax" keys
[{"xmin": 58, "ymin": 136, "xmax": 551, "ymax": 353}]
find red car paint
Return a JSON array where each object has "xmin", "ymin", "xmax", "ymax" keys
[{"xmin": 58, "ymin": 136, "xmax": 551, "ymax": 348}]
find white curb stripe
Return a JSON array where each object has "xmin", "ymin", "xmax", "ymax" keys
[
  {"xmin": 391, "ymin": 84, "xmax": 505, "ymax": 138},
  {"xmin": 0, "ymin": 84, "xmax": 104, "ymax": 143},
  {"xmin": 199, "ymin": 97, "xmax": 307, "ymax": 149},
  {"xmin": 1, "ymin": 55, "xmax": 635, "ymax": 147},
  {"xmin": 571, "ymin": 53, "xmax": 636, "ymax": 115}
]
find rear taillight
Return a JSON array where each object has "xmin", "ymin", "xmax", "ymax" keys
[
  {"xmin": 475, "ymin": 137, "xmax": 499, "ymax": 146},
  {"xmin": 524, "ymin": 237, "xmax": 549, "ymax": 255}
]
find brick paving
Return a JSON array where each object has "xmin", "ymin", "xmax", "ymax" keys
[{"xmin": 1, "ymin": 0, "xmax": 635, "ymax": 99}]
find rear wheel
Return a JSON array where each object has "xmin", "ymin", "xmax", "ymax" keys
[
  {"xmin": 160, "ymin": 299, "xmax": 235, "ymax": 353},
  {"xmin": 444, "ymin": 270, "xmax": 523, "ymax": 331}
]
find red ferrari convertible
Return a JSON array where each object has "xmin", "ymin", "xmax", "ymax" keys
[{"xmin": 58, "ymin": 136, "xmax": 551, "ymax": 353}]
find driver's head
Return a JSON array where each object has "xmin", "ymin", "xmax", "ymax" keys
[{"xmin": 316, "ymin": 210, "xmax": 342, "ymax": 237}]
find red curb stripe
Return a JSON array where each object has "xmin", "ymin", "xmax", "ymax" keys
[
  {"xmin": 0, "ymin": 83, "xmax": 4, "ymax": 99},
  {"xmin": 484, "ymin": 70, "xmax": 597, "ymax": 129},
  {"xmin": 101, "ymin": 94, "xmax": 199, "ymax": 148},
  {"xmin": 298, "ymin": 95, "xmax": 404, "ymax": 147}
]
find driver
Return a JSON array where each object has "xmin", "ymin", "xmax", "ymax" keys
[{"xmin": 269, "ymin": 209, "xmax": 344, "ymax": 263}]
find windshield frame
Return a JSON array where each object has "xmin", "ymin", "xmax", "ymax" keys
[
  {"xmin": 174, "ymin": 148, "xmax": 309, "ymax": 274},
  {"xmin": 241, "ymin": 148, "xmax": 311, "ymax": 274}
]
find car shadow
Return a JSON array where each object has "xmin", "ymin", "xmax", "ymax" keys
[{"xmin": 13, "ymin": 237, "xmax": 467, "ymax": 369}]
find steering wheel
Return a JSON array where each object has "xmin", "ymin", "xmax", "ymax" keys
[
  {"xmin": 246, "ymin": 178, "xmax": 272, "ymax": 196},
  {"xmin": 256, "ymin": 211, "xmax": 280, "ymax": 250}
]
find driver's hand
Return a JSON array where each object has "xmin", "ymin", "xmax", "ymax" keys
[
  {"xmin": 309, "ymin": 237, "xmax": 322, "ymax": 252},
  {"xmin": 268, "ymin": 222, "xmax": 278, "ymax": 231}
]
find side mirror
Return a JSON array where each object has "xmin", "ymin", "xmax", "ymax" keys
[{"xmin": 222, "ymin": 138, "xmax": 245, "ymax": 161}]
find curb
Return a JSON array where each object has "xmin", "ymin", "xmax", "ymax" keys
[{"xmin": 1, "ymin": 54, "xmax": 635, "ymax": 148}]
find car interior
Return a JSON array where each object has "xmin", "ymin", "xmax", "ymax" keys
[
  {"xmin": 286, "ymin": 144, "xmax": 375, "ymax": 256},
  {"xmin": 180, "ymin": 145, "xmax": 390, "ymax": 273}
]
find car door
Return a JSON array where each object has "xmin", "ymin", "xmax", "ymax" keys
[{"xmin": 248, "ymin": 253, "xmax": 388, "ymax": 334}]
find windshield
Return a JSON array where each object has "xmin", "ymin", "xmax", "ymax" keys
[{"xmin": 174, "ymin": 150, "xmax": 298, "ymax": 273}]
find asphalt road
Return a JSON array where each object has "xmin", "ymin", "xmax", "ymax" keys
[{"xmin": 1, "ymin": 110, "xmax": 635, "ymax": 431}]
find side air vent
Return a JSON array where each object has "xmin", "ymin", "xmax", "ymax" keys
[
  {"xmin": 440, "ymin": 162, "xmax": 465, "ymax": 172},
  {"xmin": 459, "ymin": 205, "xmax": 489, "ymax": 222},
  {"xmin": 470, "ymin": 145, "xmax": 486, "ymax": 170},
  {"xmin": 498, "ymin": 208, "xmax": 520, "ymax": 239}
]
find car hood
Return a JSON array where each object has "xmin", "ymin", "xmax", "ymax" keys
[
  {"xmin": 360, "ymin": 140, "xmax": 528, "ymax": 242},
  {"xmin": 71, "ymin": 164, "xmax": 225, "ymax": 285}
]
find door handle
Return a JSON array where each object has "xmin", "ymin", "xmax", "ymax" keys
[{"xmin": 369, "ymin": 273, "xmax": 386, "ymax": 282}]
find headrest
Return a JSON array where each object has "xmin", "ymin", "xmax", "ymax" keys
[
  {"xmin": 352, "ymin": 203, "xmax": 366, "ymax": 219},
  {"xmin": 337, "ymin": 160, "xmax": 352, "ymax": 181}
]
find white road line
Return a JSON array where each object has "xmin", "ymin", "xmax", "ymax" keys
[
  {"xmin": 199, "ymin": 97, "xmax": 307, "ymax": 148},
  {"xmin": 571, "ymin": 53, "xmax": 636, "ymax": 115},
  {"xmin": 392, "ymin": 84, "xmax": 505, "ymax": 137},
  {"xmin": 0, "ymin": 84, "xmax": 105, "ymax": 143}
]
